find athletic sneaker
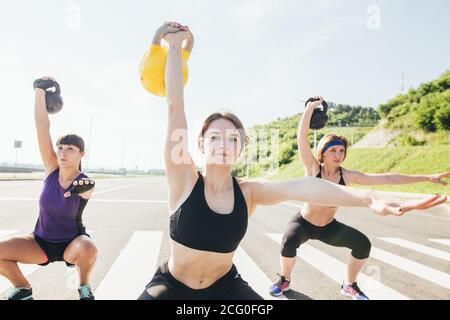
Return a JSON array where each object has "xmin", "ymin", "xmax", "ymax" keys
[
  {"xmin": 269, "ymin": 273, "xmax": 291, "ymax": 296},
  {"xmin": 78, "ymin": 284, "xmax": 95, "ymax": 300},
  {"xmin": 340, "ymin": 282, "xmax": 369, "ymax": 300},
  {"xmin": 3, "ymin": 287, "xmax": 33, "ymax": 300}
]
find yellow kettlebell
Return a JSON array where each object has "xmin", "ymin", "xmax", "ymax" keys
[{"xmin": 139, "ymin": 44, "xmax": 190, "ymax": 97}]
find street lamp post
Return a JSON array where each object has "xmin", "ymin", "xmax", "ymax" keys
[
  {"xmin": 85, "ymin": 114, "xmax": 104, "ymax": 173},
  {"xmin": 13, "ymin": 140, "xmax": 22, "ymax": 179},
  {"xmin": 86, "ymin": 115, "xmax": 93, "ymax": 173}
]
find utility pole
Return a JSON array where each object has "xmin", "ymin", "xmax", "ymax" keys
[
  {"xmin": 401, "ymin": 72, "xmax": 405, "ymax": 93},
  {"xmin": 86, "ymin": 114, "xmax": 93, "ymax": 173},
  {"xmin": 13, "ymin": 140, "xmax": 22, "ymax": 179}
]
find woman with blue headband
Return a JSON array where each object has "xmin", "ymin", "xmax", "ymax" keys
[
  {"xmin": 138, "ymin": 23, "xmax": 446, "ymax": 300},
  {"xmin": 269, "ymin": 96, "xmax": 450, "ymax": 300}
]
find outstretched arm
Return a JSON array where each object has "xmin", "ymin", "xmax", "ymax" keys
[
  {"xmin": 349, "ymin": 170, "xmax": 450, "ymax": 186},
  {"xmin": 248, "ymin": 177, "xmax": 447, "ymax": 216}
]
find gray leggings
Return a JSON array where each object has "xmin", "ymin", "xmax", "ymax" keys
[{"xmin": 281, "ymin": 212, "xmax": 371, "ymax": 260}]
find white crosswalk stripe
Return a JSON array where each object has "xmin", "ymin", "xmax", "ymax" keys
[
  {"xmin": 95, "ymin": 231, "xmax": 163, "ymax": 300},
  {"xmin": 234, "ymin": 247, "xmax": 286, "ymax": 300},
  {"xmin": 0, "ymin": 230, "xmax": 95, "ymax": 298},
  {"xmin": 0, "ymin": 230, "xmax": 18, "ymax": 239},
  {"xmin": 378, "ymin": 237, "xmax": 450, "ymax": 262},
  {"xmin": 93, "ymin": 234, "xmax": 283, "ymax": 300},
  {"xmin": 0, "ymin": 197, "xmax": 37, "ymax": 201},
  {"xmin": 428, "ymin": 239, "xmax": 450, "ymax": 247},
  {"xmin": 0, "ymin": 229, "xmax": 42, "ymax": 297},
  {"xmin": 0, "ymin": 265, "xmax": 41, "ymax": 296},
  {"xmin": 267, "ymin": 233, "xmax": 410, "ymax": 300},
  {"xmin": 93, "ymin": 184, "xmax": 139, "ymax": 195},
  {"xmin": 2, "ymin": 228, "xmax": 449, "ymax": 299},
  {"xmin": 370, "ymin": 247, "xmax": 450, "ymax": 290},
  {"xmin": 282, "ymin": 202, "xmax": 303, "ymax": 209}
]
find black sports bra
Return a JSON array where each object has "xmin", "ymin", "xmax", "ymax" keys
[
  {"xmin": 170, "ymin": 172, "xmax": 248, "ymax": 253},
  {"xmin": 316, "ymin": 166, "xmax": 346, "ymax": 186}
]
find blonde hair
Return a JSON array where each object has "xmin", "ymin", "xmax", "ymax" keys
[{"xmin": 315, "ymin": 133, "xmax": 349, "ymax": 163}]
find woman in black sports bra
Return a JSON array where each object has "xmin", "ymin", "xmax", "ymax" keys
[
  {"xmin": 138, "ymin": 23, "xmax": 447, "ymax": 300},
  {"xmin": 270, "ymin": 97, "xmax": 450, "ymax": 300}
]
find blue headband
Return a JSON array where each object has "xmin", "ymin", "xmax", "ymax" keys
[{"xmin": 322, "ymin": 140, "xmax": 345, "ymax": 154}]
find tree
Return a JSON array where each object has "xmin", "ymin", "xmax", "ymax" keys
[{"xmin": 415, "ymin": 92, "xmax": 448, "ymax": 132}]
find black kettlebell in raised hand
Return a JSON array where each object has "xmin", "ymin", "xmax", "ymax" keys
[
  {"xmin": 33, "ymin": 78, "xmax": 63, "ymax": 114},
  {"xmin": 305, "ymin": 97, "xmax": 328, "ymax": 130}
]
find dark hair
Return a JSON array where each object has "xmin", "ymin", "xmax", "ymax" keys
[{"xmin": 56, "ymin": 134, "xmax": 85, "ymax": 170}]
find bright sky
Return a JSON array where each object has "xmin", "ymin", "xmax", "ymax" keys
[{"xmin": 0, "ymin": 0, "xmax": 449, "ymax": 170}]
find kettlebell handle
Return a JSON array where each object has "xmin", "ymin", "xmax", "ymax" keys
[
  {"xmin": 53, "ymin": 81, "xmax": 61, "ymax": 95},
  {"xmin": 305, "ymin": 97, "xmax": 328, "ymax": 114},
  {"xmin": 152, "ymin": 36, "xmax": 194, "ymax": 53},
  {"xmin": 152, "ymin": 27, "xmax": 194, "ymax": 53}
]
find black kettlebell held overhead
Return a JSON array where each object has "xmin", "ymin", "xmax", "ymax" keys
[
  {"xmin": 305, "ymin": 97, "xmax": 328, "ymax": 130},
  {"xmin": 33, "ymin": 78, "xmax": 63, "ymax": 114}
]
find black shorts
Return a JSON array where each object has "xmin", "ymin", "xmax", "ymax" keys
[
  {"xmin": 137, "ymin": 261, "xmax": 263, "ymax": 300},
  {"xmin": 33, "ymin": 233, "xmax": 90, "ymax": 267}
]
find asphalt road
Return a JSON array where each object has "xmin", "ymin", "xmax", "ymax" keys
[{"xmin": 0, "ymin": 177, "xmax": 449, "ymax": 300}]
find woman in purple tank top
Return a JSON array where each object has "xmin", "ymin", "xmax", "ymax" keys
[{"xmin": 0, "ymin": 77, "xmax": 97, "ymax": 300}]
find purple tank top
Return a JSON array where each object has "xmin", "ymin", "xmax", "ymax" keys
[{"xmin": 33, "ymin": 169, "xmax": 89, "ymax": 243}]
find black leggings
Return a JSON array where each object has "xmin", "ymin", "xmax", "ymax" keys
[
  {"xmin": 137, "ymin": 261, "xmax": 263, "ymax": 300},
  {"xmin": 281, "ymin": 212, "xmax": 371, "ymax": 260}
]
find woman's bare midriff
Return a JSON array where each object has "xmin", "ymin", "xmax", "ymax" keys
[
  {"xmin": 168, "ymin": 240, "xmax": 235, "ymax": 289},
  {"xmin": 301, "ymin": 203, "xmax": 338, "ymax": 226}
]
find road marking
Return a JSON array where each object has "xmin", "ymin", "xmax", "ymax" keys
[
  {"xmin": 93, "ymin": 184, "xmax": 139, "ymax": 195},
  {"xmin": 282, "ymin": 202, "xmax": 303, "ymax": 209},
  {"xmin": 234, "ymin": 247, "xmax": 286, "ymax": 300},
  {"xmin": 267, "ymin": 233, "xmax": 410, "ymax": 300},
  {"xmin": 371, "ymin": 247, "xmax": 450, "ymax": 290},
  {"xmin": 0, "ymin": 197, "xmax": 37, "ymax": 201},
  {"xmin": 378, "ymin": 237, "xmax": 450, "ymax": 262},
  {"xmin": 0, "ymin": 264, "xmax": 41, "ymax": 296},
  {"xmin": 428, "ymin": 239, "xmax": 450, "ymax": 247},
  {"xmin": 0, "ymin": 230, "xmax": 18, "ymax": 239},
  {"xmin": 95, "ymin": 231, "xmax": 163, "ymax": 300},
  {"xmin": 91, "ymin": 199, "xmax": 167, "ymax": 203}
]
